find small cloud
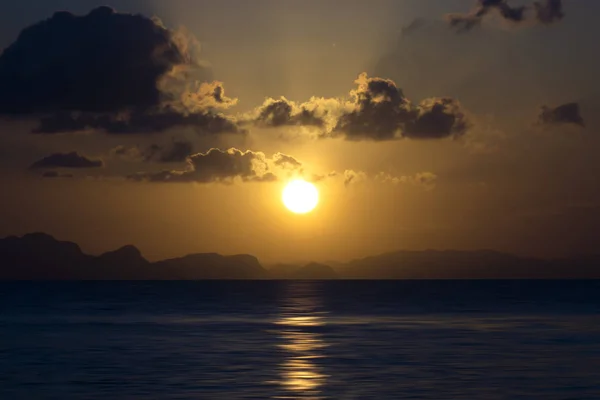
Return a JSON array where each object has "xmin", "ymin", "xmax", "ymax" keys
[
  {"xmin": 533, "ymin": 0, "xmax": 564, "ymax": 24},
  {"xmin": 110, "ymin": 145, "xmax": 144, "ymax": 162},
  {"xmin": 145, "ymin": 140, "xmax": 194, "ymax": 163},
  {"xmin": 538, "ymin": 103, "xmax": 585, "ymax": 127},
  {"xmin": 248, "ymin": 97, "xmax": 327, "ymax": 129},
  {"xmin": 178, "ymin": 81, "xmax": 238, "ymax": 112},
  {"xmin": 30, "ymin": 152, "xmax": 103, "ymax": 169},
  {"xmin": 111, "ymin": 140, "xmax": 195, "ymax": 163},
  {"xmin": 446, "ymin": 0, "xmax": 564, "ymax": 32},
  {"xmin": 376, "ymin": 171, "xmax": 438, "ymax": 190},
  {"xmin": 128, "ymin": 148, "xmax": 304, "ymax": 184},
  {"xmin": 310, "ymin": 171, "xmax": 338, "ymax": 182},
  {"xmin": 272, "ymin": 153, "xmax": 303, "ymax": 169},
  {"xmin": 343, "ymin": 170, "xmax": 367, "ymax": 187}
]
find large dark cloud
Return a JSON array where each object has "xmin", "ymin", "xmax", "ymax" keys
[
  {"xmin": 0, "ymin": 7, "xmax": 242, "ymax": 135},
  {"xmin": 0, "ymin": 6, "xmax": 180, "ymax": 114},
  {"xmin": 248, "ymin": 73, "xmax": 470, "ymax": 141},
  {"xmin": 331, "ymin": 74, "xmax": 469, "ymax": 141},
  {"xmin": 129, "ymin": 148, "xmax": 279, "ymax": 183},
  {"xmin": 30, "ymin": 152, "xmax": 103, "ymax": 169},
  {"xmin": 446, "ymin": 0, "xmax": 564, "ymax": 32},
  {"xmin": 32, "ymin": 108, "xmax": 243, "ymax": 135},
  {"xmin": 538, "ymin": 103, "xmax": 585, "ymax": 127}
]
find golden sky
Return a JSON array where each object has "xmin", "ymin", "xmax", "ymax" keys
[{"xmin": 0, "ymin": 0, "xmax": 598, "ymax": 263}]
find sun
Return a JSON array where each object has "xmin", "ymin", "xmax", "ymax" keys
[{"xmin": 282, "ymin": 179, "xmax": 319, "ymax": 214}]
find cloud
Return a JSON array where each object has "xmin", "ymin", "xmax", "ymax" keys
[
  {"xmin": 446, "ymin": 0, "xmax": 564, "ymax": 32},
  {"xmin": 309, "ymin": 169, "xmax": 439, "ymax": 189},
  {"xmin": 376, "ymin": 172, "xmax": 438, "ymax": 190},
  {"xmin": 32, "ymin": 101, "xmax": 244, "ymax": 135},
  {"xmin": 128, "ymin": 148, "xmax": 302, "ymax": 184},
  {"xmin": 249, "ymin": 97, "xmax": 327, "ymax": 128},
  {"xmin": 245, "ymin": 74, "xmax": 469, "ymax": 141},
  {"xmin": 533, "ymin": 0, "xmax": 565, "ymax": 24},
  {"xmin": 330, "ymin": 74, "xmax": 470, "ymax": 141},
  {"xmin": 0, "ymin": 7, "xmax": 242, "ymax": 135},
  {"xmin": 404, "ymin": 98, "xmax": 470, "ymax": 139},
  {"xmin": 111, "ymin": 140, "xmax": 194, "ymax": 163},
  {"xmin": 144, "ymin": 140, "xmax": 194, "ymax": 163},
  {"xmin": 0, "ymin": 7, "xmax": 186, "ymax": 114},
  {"xmin": 310, "ymin": 171, "xmax": 339, "ymax": 182},
  {"xmin": 343, "ymin": 170, "xmax": 367, "ymax": 187},
  {"xmin": 272, "ymin": 152, "xmax": 303, "ymax": 169},
  {"xmin": 538, "ymin": 103, "xmax": 585, "ymax": 127},
  {"xmin": 177, "ymin": 81, "xmax": 238, "ymax": 112},
  {"xmin": 30, "ymin": 152, "xmax": 103, "ymax": 169},
  {"xmin": 110, "ymin": 145, "xmax": 144, "ymax": 162}
]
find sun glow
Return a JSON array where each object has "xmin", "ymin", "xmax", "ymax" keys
[{"xmin": 282, "ymin": 180, "xmax": 319, "ymax": 214}]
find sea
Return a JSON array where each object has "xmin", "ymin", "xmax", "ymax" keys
[{"xmin": 1, "ymin": 280, "xmax": 600, "ymax": 399}]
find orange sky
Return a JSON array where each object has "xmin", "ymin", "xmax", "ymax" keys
[{"xmin": 0, "ymin": 0, "xmax": 598, "ymax": 263}]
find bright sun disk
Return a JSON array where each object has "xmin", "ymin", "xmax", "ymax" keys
[{"xmin": 282, "ymin": 179, "xmax": 319, "ymax": 214}]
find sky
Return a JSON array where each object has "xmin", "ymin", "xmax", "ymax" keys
[{"xmin": 0, "ymin": 0, "xmax": 598, "ymax": 263}]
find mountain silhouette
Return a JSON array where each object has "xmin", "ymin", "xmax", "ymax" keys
[
  {"xmin": 341, "ymin": 250, "xmax": 600, "ymax": 279},
  {"xmin": 266, "ymin": 262, "xmax": 338, "ymax": 279},
  {"xmin": 0, "ymin": 233, "xmax": 266, "ymax": 280},
  {"xmin": 152, "ymin": 253, "xmax": 265, "ymax": 280},
  {"xmin": 291, "ymin": 262, "xmax": 338, "ymax": 279},
  {"xmin": 1, "ymin": 233, "xmax": 599, "ymax": 279}
]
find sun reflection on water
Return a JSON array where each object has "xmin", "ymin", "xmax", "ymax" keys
[{"xmin": 274, "ymin": 282, "xmax": 329, "ymax": 399}]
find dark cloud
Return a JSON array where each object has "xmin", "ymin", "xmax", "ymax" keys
[
  {"xmin": 0, "ymin": 6, "xmax": 183, "ymax": 114},
  {"xmin": 445, "ymin": 14, "xmax": 482, "ymax": 33},
  {"xmin": 110, "ymin": 145, "xmax": 144, "ymax": 161},
  {"xmin": 129, "ymin": 148, "xmax": 276, "ymax": 183},
  {"xmin": 247, "ymin": 74, "xmax": 470, "ymax": 141},
  {"xmin": 41, "ymin": 171, "xmax": 74, "ymax": 178},
  {"xmin": 252, "ymin": 98, "xmax": 326, "ymax": 128},
  {"xmin": 538, "ymin": 103, "xmax": 585, "ymax": 127},
  {"xmin": 0, "ymin": 7, "xmax": 242, "ymax": 135},
  {"xmin": 32, "ymin": 107, "xmax": 243, "ymax": 135},
  {"xmin": 446, "ymin": 0, "xmax": 563, "ymax": 32},
  {"xmin": 333, "ymin": 74, "xmax": 412, "ymax": 141},
  {"xmin": 111, "ymin": 140, "xmax": 194, "ymax": 163},
  {"xmin": 30, "ymin": 152, "xmax": 103, "ymax": 169},
  {"xmin": 534, "ymin": 0, "xmax": 565, "ymax": 24},
  {"xmin": 144, "ymin": 140, "xmax": 194, "ymax": 163},
  {"xmin": 331, "ymin": 74, "xmax": 469, "ymax": 141},
  {"xmin": 405, "ymin": 98, "xmax": 470, "ymax": 139}
]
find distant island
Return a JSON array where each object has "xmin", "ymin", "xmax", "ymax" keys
[{"xmin": 1, "ymin": 233, "xmax": 599, "ymax": 280}]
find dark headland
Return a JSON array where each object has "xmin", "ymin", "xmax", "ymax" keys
[{"xmin": 1, "ymin": 233, "xmax": 599, "ymax": 280}]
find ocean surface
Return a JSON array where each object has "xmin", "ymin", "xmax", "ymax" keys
[{"xmin": 1, "ymin": 280, "xmax": 600, "ymax": 399}]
